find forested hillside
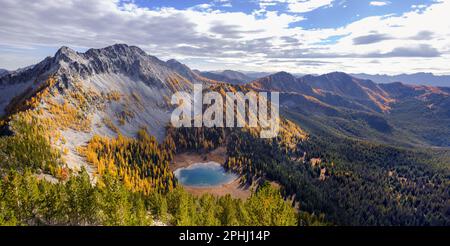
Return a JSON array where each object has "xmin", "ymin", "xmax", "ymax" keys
[
  {"xmin": 167, "ymin": 123, "xmax": 449, "ymax": 226},
  {"xmin": 0, "ymin": 45, "xmax": 304, "ymax": 226},
  {"xmin": 249, "ymin": 72, "xmax": 450, "ymax": 147},
  {"xmin": 0, "ymin": 44, "xmax": 448, "ymax": 227},
  {"xmin": 0, "ymin": 115, "xmax": 299, "ymax": 226}
]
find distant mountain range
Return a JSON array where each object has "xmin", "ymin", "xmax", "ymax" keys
[
  {"xmin": 195, "ymin": 69, "xmax": 449, "ymax": 87},
  {"xmin": 249, "ymin": 71, "xmax": 450, "ymax": 147},
  {"xmin": 196, "ymin": 70, "xmax": 255, "ymax": 85},
  {"xmin": 1, "ymin": 44, "xmax": 449, "ymax": 226},
  {"xmin": 170, "ymin": 64, "xmax": 450, "ymax": 146},
  {"xmin": 197, "ymin": 70, "xmax": 306, "ymax": 85},
  {"xmin": 1, "ymin": 45, "xmax": 449, "ymax": 149},
  {"xmin": 0, "ymin": 68, "xmax": 8, "ymax": 76},
  {"xmin": 351, "ymin": 73, "xmax": 450, "ymax": 87}
]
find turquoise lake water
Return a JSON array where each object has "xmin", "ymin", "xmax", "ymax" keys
[{"xmin": 174, "ymin": 162, "xmax": 237, "ymax": 187}]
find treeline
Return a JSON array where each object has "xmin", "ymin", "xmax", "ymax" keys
[
  {"xmin": 0, "ymin": 115, "xmax": 299, "ymax": 226},
  {"xmin": 165, "ymin": 126, "xmax": 226, "ymax": 153},
  {"xmin": 227, "ymin": 128, "xmax": 450, "ymax": 225},
  {"xmin": 0, "ymin": 169, "xmax": 150, "ymax": 225},
  {"xmin": 156, "ymin": 182, "xmax": 297, "ymax": 226},
  {"xmin": 79, "ymin": 129, "xmax": 177, "ymax": 194},
  {"xmin": 0, "ymin": 168, "xmax": 297, "ymax": 226},
  {"xmin": 167, "ymin": 123, "xmax": 450, "ymax": 226},
  {"xmin": 296, "ymin": 134, "xmax": 450, "ymax": 226},
  {"xmin": 166, "ymin": 124, "xmax": 330, "ymax": 225},
  {"xmin": 0, "ymin": 116, "xmax": 62, "ymax": 174}
]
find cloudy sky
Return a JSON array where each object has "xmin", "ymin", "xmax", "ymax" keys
[{"xmin": 0, "ymin": 0, "xmax": 449, "ymax": 75}]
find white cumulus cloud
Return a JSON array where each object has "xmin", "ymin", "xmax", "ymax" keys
[
  {"xmin": 369, "ymin": 1, "xmax": 391, "ymax": 7},
  {"xmin": 259, "ymin": 0, "xmax": 334, "ymax": 13},
  {"xmin": 0, "ymin": 0, "xmax": 449, "ymax": 75}
]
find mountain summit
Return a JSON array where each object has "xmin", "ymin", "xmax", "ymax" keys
[
  {"xmin": 0, "ymin": 44, "xmax": 206, "ymax": 171},
  {"xmin": 166, "ymin": 59, "xmax": 207, "ymax": 84},
  {"xmin": 249, "ymin": 71, "xmax": 313, "ymax": 94},
  {"xmin": 1, "ymin": 44, "xmax": 449, "ymax": 176}
]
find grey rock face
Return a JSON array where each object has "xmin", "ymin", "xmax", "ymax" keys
[
  {"xmin": 0, "ymin": 44, "xmax": 201, "ymax": 140},
  {"xmin": 0, "ymin": 44, "xmax": 195, "ymax": 92}
]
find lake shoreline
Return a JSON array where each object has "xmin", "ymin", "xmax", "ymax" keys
[
  {"xmin": 171, "ymin": 147, "xmax": 252, "ymax": 199},
  {"xmin": 171, "ymin": 147, "xmax": 227, "ymax": 171},
  {"xmin": 174, "ymin": 161, "xmax": 238, "ymax": 187}
]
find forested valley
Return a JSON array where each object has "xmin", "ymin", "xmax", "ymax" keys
[
  {"xmin": 167, "ymin": 122, "xmax": 450, "ymax": 226},
  {"xmin": 0, "ymin": 74, "xmax": 448, "ymax": 226},
  {"xmin": 0, "ymin": 114, "xmax": 300, "ymax": 226}
]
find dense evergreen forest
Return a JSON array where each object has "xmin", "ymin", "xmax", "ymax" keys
[
  {"xmin": 166, "ymin": 123, "xmax": 450, "ymax": 226},
  {"xmin": 0, "ymin": 115, "xmax": 299, "ymax": 226},
  {"xmin": 0, "ymin": 80, "xmax": 448, "ymax": 226},
  {"xmin": 0, "ymin": 167, "xmax": 299, "ymax": 226},
  {"xmin": 79, "ymin": 129, "xmax": 177, "ymax": 194}
]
